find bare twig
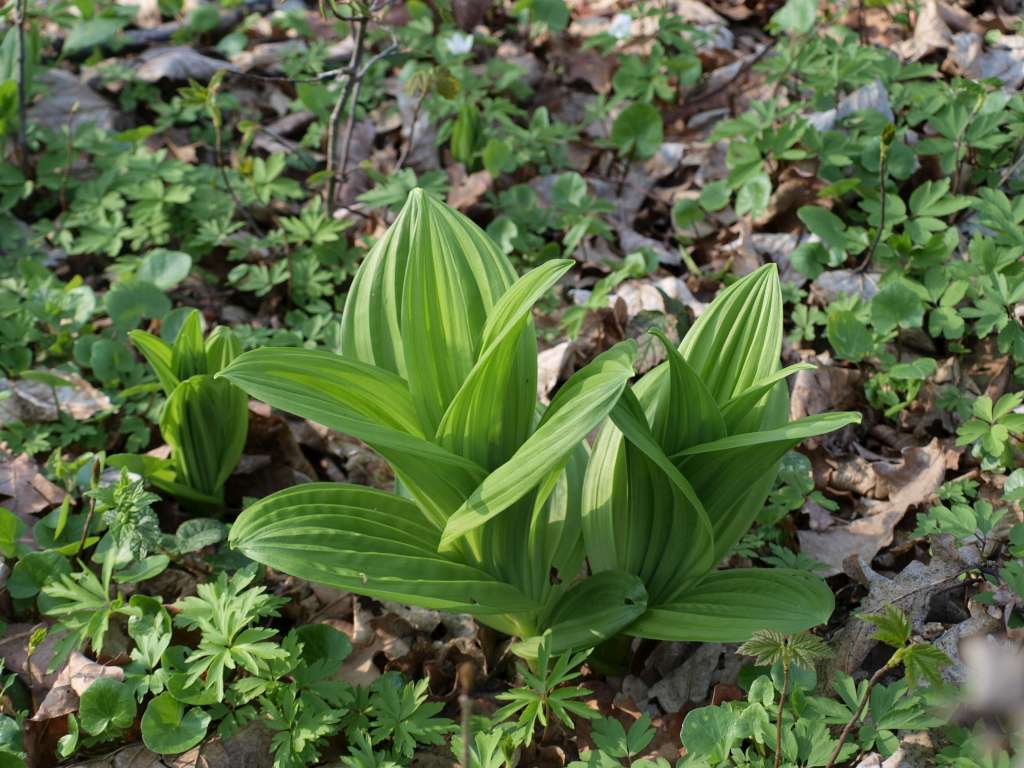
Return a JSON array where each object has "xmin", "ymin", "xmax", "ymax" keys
[
  {"xmin": 457, "ymin": 661, "xmax": 475, "ymax": 767},
  {"xmin": 325, "ymin": 24, "xmax": 399, "ymax": 206},
  {"xmin": 326, "ymin": 17, "xmax": 368, "ymax": 207}
]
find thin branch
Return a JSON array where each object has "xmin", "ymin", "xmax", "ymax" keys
[{"xmin": 325, "ymin": 17, "xmax": 367, "ymax": 207}]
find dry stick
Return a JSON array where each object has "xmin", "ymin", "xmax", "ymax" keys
[
  {"xmin": 14, "ymin": 0, "xmax": 28, "ymax": 175},
  {"xmin": 824, "ymin": 663, "xmax": 891, "ymax": 768},
  {"xmin": 325, "ymin": 17, "xmax": 367, "ymax": 207}
]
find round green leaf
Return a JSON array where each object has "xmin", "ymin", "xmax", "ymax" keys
[
  {"xmin": 114, "ymin": 554, "xmax": 170, "ymax": 584},
  {"xmin": 0, "ymin": 715, "xmax": 22, "ymax": 755},
  {"xmin": 698, "ymin": 180, "xmax": 730, "ymax": 212},
  {"xmin": 79, "ymin": 677, "xmax": 136, "ymax": 736},
  {"xmin": 681, "ymin": 705, "xmax": 737, "ymax": 764},
  {"xmin": 136, "ymin": 250, "xmax": 193, "ymax": 291},
  {"xmin": 672, "ymin": 197, "xmax": 704, "ymax": 229},
  {"xmin": 0, "ymin": 508, "xmax": 27, "ymax": 559},
  {"xmin": 293, "ymin": 623, "xmax": 352, "ymax": 669},
  {"xmin": 8, "ymin": 551, "xmax": 70, "ymax": 600},
  {"xmin": 141, "ymin": 693, "xmax": 211, "ymax": 754},
  {"xmin": 735, "ymin": 174, "xmax": 771, "ymax": 217},
  {"xmin": 482, "ymin": 139, "xmax": 513, "ymax": 177},
  {"xmin": 611, "ymin": 103, "xmax": 663, "ymax": 160},
  {"xmin": 105, "ymin": 281, "xmax": 172, "ymax": 331}
]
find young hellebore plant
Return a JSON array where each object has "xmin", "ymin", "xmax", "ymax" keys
[
  {"xmin": 582, "ymin": 266, "xmax": 861, "ymax": 643},
  {"xmin": 112, "ymin": 310, "xmax": 248, "ymax": 510},
  {"xmin": 220, "ymin": 189, "xmax": 859, "ymax": 655}
]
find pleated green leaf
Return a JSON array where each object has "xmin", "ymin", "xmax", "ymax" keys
[
  {"xmin": 627, "ymin": 568, "xmax": 835, "ymax": 642},
  {"xmin": 436, "ymin": 259, "xmax": 571, "ymax": 470},
  {"xmin": 674, "ymin": 411, "xmax": 861, "ymax": 561},
  {"xmin": 341, "ymin": 189, "xmax": 517, "ymax": 432},
  {"xmin": 204, "ymin": 325, "xmax": 242, "ymax": 373},
  {"xmin": 581, "ymin": 389, "xmax": 715, "ymax": 604},
  {"xmin": 229, "ymin": 483, "xmax": 538, "ymax": 615},
  {"xmin": 439, "ymin": 340, "xmax": 637, "ymax": 550},
  {"xmin": 171, "ymin": 310, "xmax": 208, "ymax": 381},
  {"xmin": 161, "ymin": 375, "xmax": 248, "ymax": 499},
  {"xmin": 524, "ymin": 571, "xmax": 648, "ymax": 656},
  {"xmin": 128, "ymin": 330, "xmax": 178, "ymax": 396},
  {"xmin": 218, "ymin": 347, "xmax": 485, "ymax": 527},
  {"xmin": 645, "ymin": 329, "xmax": 726, "ymax": 454},
  {"xmin": 719, "ymin": 362, "xmax": 814, "ymax": 434},
  {"xmin": 678, "ymin": 264, "xmax": 783, "ymax": 404}
]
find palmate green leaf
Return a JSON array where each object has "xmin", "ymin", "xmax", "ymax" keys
[
  {"xmin": 219, "ymin": 348, "xmax": 485, "ymax": 528},
  {"xmin": 436, "ymin": 259, "xmax": 572, "ymax": 470},
  {"xmin": 627, "ymin": 568, "xmax": 835, "ymax": 641},
  {"xmin": 161, "ymin": 374, "xmax": 248, "ymax": 499},
  {"xmin": 439, "ymin": 341, "xmax": 637, "ymax": 550},
  {"xmin": 228, "ymin": 483, "xmax": 537, "ymax": 616}
]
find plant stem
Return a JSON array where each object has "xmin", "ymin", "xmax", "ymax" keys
[
  {"xmin": 774, "ymin": 660, "xmax": 789, "ymax": 768},
  {"xmin": 396, "ymin": 88, "xmax": 427, "ymax": 172},
  {"xmin": 76, "ymin": 459, "xmax": 102, "ymax": 556},
  {"xmin": 854, "ymin": 125, "xmax": 895, "ymax": 273},
  {"xmin": 459, "ymin": 691, "xmax": 472, "ymax": 767},
  {"xmin": 825, "ymin": 663, "xmax": 890, "ymax": 768},
  {"xmin": 58, "ymin": 102, "xmax": 79, "ymax": 212},
  {"xmin": 14, "ymin": 0, "xmax": 28, "ymax": 175},
  {"xmin": 325, "ymin": 17, "xmax": 367, "ymax": 207}
]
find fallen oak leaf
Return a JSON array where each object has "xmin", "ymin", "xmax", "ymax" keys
[
  {"xmin": 830, "ymin": 535, "xmax": 974, "ymax": 675},
  {"xmin": 798, "ymin": 439, "xmax": 949, "ymax": 576},
  {"xmin": 0, "ymin": 452, "xmax": 65, "ymax": 518}
]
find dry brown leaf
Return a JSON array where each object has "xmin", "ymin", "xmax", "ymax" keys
[
  {"xmin": 32, "ymin": 652, "xmax": 124, "ymax": 722},
  {"xmin": 799, "ymin": 439, "xmax": 947, "ymax": 577},
  {"xmin": 0, "ymin": 452, "xmax": 65, "ymax": 517},
  {"xmin": 28, "ymin": 69, "xmax": 119, "ymax": 133},
  {"xmin": 565, "ymin": 49, "xmax": 616, "ymax": 93},
  {"xmin": 0, "ymin": 369, "xmax": 112, "ymax": 425},
  {"xmin": 135, "ymin": 47, "xmax": 237, "ymax": 82},
  {"xmin": 811, "ymin": 270, "xmax": 881, "ymax": 303},
  {"xmin": 446, "ymin": 165, "xmax": 492, "ymax": 210},
  {"xmin": 897, "ymin": 0, "xmax": 953, "ymax": 60},
  {"xmin": 789, "ymin": 355, "xmax": 862, "ymax": 449}
]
